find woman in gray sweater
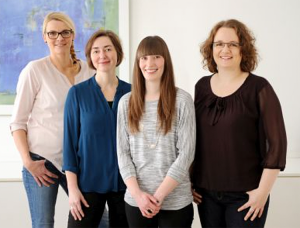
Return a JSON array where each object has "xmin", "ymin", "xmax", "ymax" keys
[{"xmin": 117, "ymin": 36, "xmax": 196, "ymax": 228}]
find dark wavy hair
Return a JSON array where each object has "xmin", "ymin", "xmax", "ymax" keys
[{"xmin": 200, "ymin": 19, "xmax": 258, "ymax": 73}]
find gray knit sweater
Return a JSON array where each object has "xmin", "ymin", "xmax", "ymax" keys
[{"xmin": 117, "ymin": 88, "xmax": 196, "ymax": 210}]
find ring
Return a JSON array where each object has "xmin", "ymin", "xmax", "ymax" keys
[
  {"xmin": 147, "ymin": 209, "xmax": 152, "ymax": 214},
  {"xmin": 70, "ymin": 206, "xmax": 74, "ymax": 210}
]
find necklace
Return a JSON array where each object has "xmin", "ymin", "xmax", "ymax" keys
[{"xmin": 140, "ymin": 122, "xmax": 161, "ymax": 149}]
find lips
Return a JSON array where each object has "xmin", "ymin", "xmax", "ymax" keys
[{"xmin": 144, "ymin": 68, "xmax": 158, "ymax": 73}]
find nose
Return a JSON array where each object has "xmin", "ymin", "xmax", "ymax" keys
[
  {"xmin": 56, "ymin": 34, "xmax": 64, "ymax": 40},
  {"xmin": 99, "ymin": 50, "xmax": 107, "ymax": 58}
]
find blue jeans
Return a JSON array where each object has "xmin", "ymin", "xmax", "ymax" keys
[
  {"xmin": 23, "ymin": 152, "xmax": 109, "ymax": 228},
  {"xmin": 196, "ymin": 188, "xmax": 269, "ymax": 228}
]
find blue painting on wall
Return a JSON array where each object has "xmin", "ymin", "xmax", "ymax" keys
[{"xmin": 0, "ymin": 0, "xmax": 118, "ymax": 105}]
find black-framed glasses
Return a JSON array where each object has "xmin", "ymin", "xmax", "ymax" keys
[
  {"xmin": 46, "ymin": 30, "xmax": 73, "ymax": 39},
  {"xmin": 212, "ymin": 42, "xmax": 241, "ymax": 49}
]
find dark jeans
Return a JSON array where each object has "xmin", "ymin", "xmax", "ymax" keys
[
  {"xmin": 125, "ymin": 202, "xmax": 194, "ymax": 228},
  {"xmin": 196, "ymin": 188, "xmax": 269, "ymax": 228},
  {"xmin": 68, "ymin": 191, "xmax": 128, "ymax": 228}
]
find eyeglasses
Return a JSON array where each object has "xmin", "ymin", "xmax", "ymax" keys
[
  {"xmin": 46, "ymin": 30, "xmax": 73, "ymax": 39},
  {"xmin": 212, "ymin": 42, "xmax": 241, "ymax": 49}
]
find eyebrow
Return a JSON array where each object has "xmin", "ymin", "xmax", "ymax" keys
[{"xmin": 92, "ymin": 45, "xmax": 113, "ymax": 49}]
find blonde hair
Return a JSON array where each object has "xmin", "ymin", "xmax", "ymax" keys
[{"xmin": 43, "ymin": 12, "xmax": 78, "ymax": 63}]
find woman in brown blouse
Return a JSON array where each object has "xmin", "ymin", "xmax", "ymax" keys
[{"xmin": 191, "ymin": 19, "xmax": 287, "ymax": 228}]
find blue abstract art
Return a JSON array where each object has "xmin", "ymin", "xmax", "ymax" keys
[{"xmin": 0, "ymin": 0, "xmax": 119, "ymax": 105}]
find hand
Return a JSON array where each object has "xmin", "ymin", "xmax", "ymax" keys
[
  {"xmin": 192, "ymin": 188, "xmax": 202, "ymax": 204},
  {"xmin": 133, "ymin": 191, "xmax": 161, "ymax": 218},
  {"xmin": 25, "ymin": 159, "xmax": 58, "ymax": 187},
  {"xmin": 69, "ymin": 187, "xmax": 89, "ymax": 221},
  {"xmin": 237, "ymin": 188, "xmax": 269, "ymax": 221}
]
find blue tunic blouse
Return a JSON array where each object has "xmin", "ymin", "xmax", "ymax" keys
[{"xmin": 63, "ymin": 76, "xmax": 131, "ymax": 193}]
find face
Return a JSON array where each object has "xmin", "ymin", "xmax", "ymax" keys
[
  {"xmin": 139, "ymin": 55, "xmax": 165, "ymax": 83},
  {"xmin": 90, "ymin": 36, "xmax": 118, "ymax": 73},
  {"xmin": 43, "ymin": 20, "xmax": 74, "ymax": 56},
  {"xmin": 213, "ymin": 27, "xmax": 242, "ymax": 70}
]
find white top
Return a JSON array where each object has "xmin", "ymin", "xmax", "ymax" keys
[
  {"xmin": 10, "ymin": 56, "xmax": 95, "ymax": 171},
  {"xmin": 117, "ymin": 88, "xmax": 196, "ymax": 210}
]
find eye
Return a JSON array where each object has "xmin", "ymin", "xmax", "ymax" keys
[
  {"xmin": 140, "ymin": 56, "xmax": 147, "ymax": 61},
  {"xmin": 229, "ymin": 42, "xmax": 240, "ymax": 48},
  {"xmin": 92, "ymin": 50, "xmax": 99, "ymax": 54},
  {"xmin": 155, "ymin": 55, "xmax": 161, "ymax": 59},
  {"xmin": 62, "ymin": 30, "xmax": 71, "ymax": 36},
  {"xmin": 48, "ymin": 31, "xmax": 58, "ymax": 37},
  {"xmin": 214, "ymin": 42, "xmax": 224, "ymax": 47},
  {"xmin": 105, "ymin": 47, "xmax": 112, "ymax": 52}
]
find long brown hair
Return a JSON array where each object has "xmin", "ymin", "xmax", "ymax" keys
[
  {"xmin": 200, "ymin": 19, "xmax": 258, "ymax": 73},
  {"xmin": 128, "ymin": 36, "xmax": 176, "ymax": 135}
]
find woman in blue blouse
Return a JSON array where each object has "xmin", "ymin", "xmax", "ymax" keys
[{"xmin": 63, "ymin": 30, "xmax": 130, "ymax": 228}]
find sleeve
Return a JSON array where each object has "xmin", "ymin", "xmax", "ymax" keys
[
  {"xmin": 117, "ymin": 96, "xmax": 137, "ymax": 181},
  {"xmin": 63, "ymin": 87, "xmax": 80, "ymax": 174},
  {"xmin": 10, "ymin": 63, "xmax": 40, "ymax": 132},
  {"xmin": 167, "ymin": 92, "xmax": 196, "ymax": 183},
  {"xmin": 258, "ymin": 83, "xmax": 287, "ymax": 170}
]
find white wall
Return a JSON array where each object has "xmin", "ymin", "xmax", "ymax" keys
[
  {"xmin": 1, "ymin": 0, "xmax": 300, "ymax": 227},
  {"xmin": 129, "ymin": 0, "xmax": 300, "ymax": 158}
]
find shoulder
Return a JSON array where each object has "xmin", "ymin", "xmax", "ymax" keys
[
  {"xmin": 119, "ymin": 92, "xmax": 131, "ymax": 104},
  {"xmin": 176, "ymin": 88, "xmax": 194, "ymax": 109},
  {"xmin": 247, "ymin": 73, "xmax": 271, "ymax": 92},
  {"xmin": 195, "ymin": 75, "xmax": 212, "ymax": 89},
  {"xmin": 118, "ymin": 79, "xmax": 132, "ymax": 93},
  {"xmin": 118, "ymin": 92, "xmax": 131, "ymax": 112},
  {"xmin": 22, "ymin": 56, "xmax": 49, "ymax": 72}
]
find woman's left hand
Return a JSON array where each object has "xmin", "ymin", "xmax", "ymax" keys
[{"xmin": 237, "ymin": 188, "xmax": 269, "ymax": 221}]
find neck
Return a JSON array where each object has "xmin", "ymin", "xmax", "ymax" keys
[
  {"xmin": 145, "ymin": 81, "xmax": 160, "ymax": 101},
  {"xmin": 216, "ymin": 68, "xmax": 244, "ymax": 82},
  {"xmin": 95, "ymin": 72, "xmax": 117, "ymax": 88},
  {"xmin": 50, "ymin": 53, "xmax": 73, "ymax": 69}
]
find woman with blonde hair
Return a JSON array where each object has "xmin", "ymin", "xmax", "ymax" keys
[
  {"xmin": 10, "ymin": 12, "xmax": 94, "ymax": 228},
  {"xmin": 117, "ymin": 36, "xmax": 195, "ymax": 227}
]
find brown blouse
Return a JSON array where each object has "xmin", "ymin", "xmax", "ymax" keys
[{"xmin": 191, "ymin": 73, "xmax": 287, "ymax": 192}]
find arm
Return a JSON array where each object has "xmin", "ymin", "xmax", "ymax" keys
[
  {"xmin": 238, "ymin": 169, "xmax": 279, "ymax": 221},
  {"xmin": 117, "ymin": 97, "xmax": 160, "ymax": 218},
  {"xmin": 12, "ymin": 130, "xmax": 58, "ymax": 187},
  {"xmin": 66, "ymin": 171, "xmax": 89, "ymax": 221},
  {"xmin": 10, "ymin": 63, "xmax": 58, "ymax": 186},
  {"xmin": 155, "ymin": 92, "xmax": 196, "ymax": 203},
  {"xmin": 125, "ymin": 177, "xmax": 160, "ymax": 218},
  {"xmin": 238, "ymin": 83, "xmax": 287, "ymax": 221}
]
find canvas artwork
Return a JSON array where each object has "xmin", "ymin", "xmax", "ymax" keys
[{"xmin": 0, "ymin": 0, "xmax": 119, "ymax": 109}]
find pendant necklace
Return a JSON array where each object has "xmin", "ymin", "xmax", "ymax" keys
[{"xmin": 140, "ymin": 121, "xmax": 161, "ymax": 149}]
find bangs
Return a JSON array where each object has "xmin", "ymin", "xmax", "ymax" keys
[{"xmin": 136, "ymin": 36, "xmax": 166, "ymax": 59}]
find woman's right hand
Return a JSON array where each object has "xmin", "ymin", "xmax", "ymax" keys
[
  {"xmin": 25, "ymin": 159, "xmax": 58, "ymax": 187},
  {"xmin": 133, "ymin": 191, "xmax": 161, "ymax": 218},
  {"xmin": 68, "ymin": 187, "xmax": 90, "ymax": 221},
  {"xmin": 192, "ymin": 188, "xmax": 203, "ymax": 204}
]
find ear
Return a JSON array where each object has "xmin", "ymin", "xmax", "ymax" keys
[{"xmin": 43, "ymin": 33, "xmax": 47, "ymax": 43}]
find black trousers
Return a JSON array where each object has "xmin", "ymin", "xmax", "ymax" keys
[
  {"xmin": 125, "ymin": 202, "xmax": 194, "ymax": 228},
  {"xmin": 68, "ymin": 191, "xmax": 128, "ymax": 228},
  {"xmin": 196, "ymin": 188, "xmax": 269, "ymax": 228}
]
